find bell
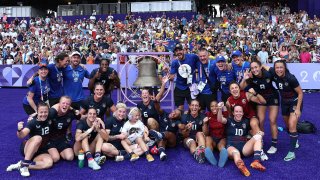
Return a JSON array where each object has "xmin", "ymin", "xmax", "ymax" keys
[{"xmin": 133, "ymin": 56, "xmax": 161, "ymax": 87}]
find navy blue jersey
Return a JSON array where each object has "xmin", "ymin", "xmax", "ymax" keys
[
  {"xmin": 76, "ymin": 120, "xmax": 98, "ymax": 143},
  {"xmin": 47, "ymin": 64, "xmax": 64, "ymax": 98},
  {"xmin": 105, "ymin": 116, "xmax": 125, "ymax": 143},
  {"xmin": 49, "ymin": 108, "xmax": 76, "ymax": 139},
  {"xmin": 170, "ymin": 54, "xmax": 199, "ymax": 90},
  {"xmin": 89, "ymin": 67, "xmax": 118, "ymax": 95},
  {"xmin": 81, "ymin": 95, "xmax": 114, "ymax": 120},
  {"xmin": 269, "ymin": 68, "xmax": 299, "ymax": 103},
  {"xmin": 137, "ymin": 100, "xmax": 158, "ymax": 124},
  {"xmin": 26, "ymin": 117, "xmax": 52, "ymax": 140},
  {"xmin": 213, "ymin": 67, "xmax": 236, "ymax": 94},
  {"xmin": 249, "ymin": 69, "xmax": 278, "ymax": 99},
  {"xmin": 63, "ymin": 65, "xmax": 90, "ymax": 102},
  {"xmin": 158, "ymin": 111, "xmax": 179, "ymax": 133},
  {"xmin": 181, "ymin": 113, "xmax": 206, "ymax": 135},
  {"xmin": 226, "ymin": 117, "xmax": 250, "ymax": 143}
]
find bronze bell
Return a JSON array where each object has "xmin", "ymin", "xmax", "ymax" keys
[{"xmin": 133, "ymin": 56, "xmax": 161, "ymax": 87}]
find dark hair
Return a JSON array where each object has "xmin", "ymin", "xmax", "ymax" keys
[
  {"xmin": 250, "ymin": 59, "xmax": 262, "ymax": 67},
  {"xmin": 100, "ymin": 58, "xmax": 110, "ymax": 66},
  {"xmin": 231, "ymin": 104, "xmax": 243, "ymax": 113},
  {"xmin": 59, "ymin": 96, "xmax": 72, "ymax": 103},
  {"xmin": 55, "ymin": 52, "xmax": 68, "ymax": 63},
  {"xmin": 37, "ymin": 102, "xmax": 49, "ymax": 111},
  {"xmin": 228, "ymin": 81, "xmax": 239, "ymax": 90},
  {"xmin": 94, "ymin": 82, "xmax": 105, "ymax": 90},
  {"xmin": 187, "ymin": 99, "xmax": 201, "ymax": 114},
  {"xmin": 274, "ymin": 60, "xmax": 290, "ymax": 73}
]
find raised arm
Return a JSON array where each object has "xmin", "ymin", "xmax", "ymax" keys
[{"xmin": 246, "ymin": 88, "xmax": 266, "ymax": 105}]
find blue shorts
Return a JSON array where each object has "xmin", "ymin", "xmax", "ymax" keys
[
  {"xmin": 259, "ymin": 94, "xmax": 279, "ymax": 106},
  {"xmin": 227, "ymin": 141, "xmax": 246, "ymax": 153}
]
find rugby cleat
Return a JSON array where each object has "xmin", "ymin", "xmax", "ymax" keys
[
  {"xmin": 250, "ymin": 160, "xmax": 266, "ymax": 171},
  {"xmin": 160, "ymin": 152, "xmax": 167, "ymax": 161},
  {"xmin": 88, "ymin": 160, "xmax": 101, "ymax": 170},
  {"xmin": 267, "ymin": 146, "xmax": 277, "ymax": 154},
  {"xmin": 115, "ymin": 155, "xmax": 124, "ymax": 162},
  {"xmin": 130, "ymin": 153, "xmax": 140, "ymax": 162},
  {"xmin": 284, "ymin": 152, "xmax": 295, "ymax": 161},
  {"xmin": 95, "ymin": 155, "xmax": 107, "ymax": 165},
  {"xmin": 295, "ymin": 140, "xmax": 300, "ymax": 149},
  {"xmin": 6, "ymin": 161, "xmax": 21, "ymax": 172},
  {"xmin": 19, "ymin": 166, "xmax": 30, "ymax": 177},
  {"xmin": 146, "ymin": 154, "xmax": 154, "ymax": 162},
  {"xmin": 236, "ymin": 160, "xmax": 250, "ymax": 177},
  {"xmin": 260, "ymin": 150, "xmax": 269, "ymax": 161},
  {"xmin": 149, "ymin": 130, "xmax": 164, "ymax": 142}
]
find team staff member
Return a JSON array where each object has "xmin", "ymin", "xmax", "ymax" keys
[
  {"xmin": 169, "ymin": 44, "xmax": 199, "ymax": 111},
  {"xmin": 81, "ymin": 83, "xmax": 116, "ymax": 120},
  {"xmin": 74, "ymin": 108, "xmax": 108, "ymax": 170},
  {"xmin": 240, "ymin": 60, "xmax": 279, "ymax": 154},
  {"xmin": 88, "ymin": 58, "xmax": 120, "ymax": 97},
  {"xmin": 6, "ymin": 103, "xmax": 54, "ymax": 177},
  {"xmin": 212, "ymin": 56, "xmax": 236, "ymax": 102},
  {"xmin": 218, "ymin": 104, "xmax": 266, "ymax": 177},
  {"xmin": 195, "ymin": 49, "xmax": 217, "ymax": 111},
  {"xmin": 231, "ymin": 50, "xmax": 250, "ymax": 83},
  {"xmin": 23, "ymin": 62, "xmax": 50, "ymax": 115},
  {"xmin": 264, "ymin": 60, "xmax": 303, "ymax": 161},
  {"xmin": 47, "ymin": 96, "xmax": 79, "ymax": 163},
  {"xmin": 63, "ymin": 51, "xmax": 90, "ymax": 110}
]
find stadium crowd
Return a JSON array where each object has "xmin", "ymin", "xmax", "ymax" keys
[{"xmin": 2, "ymin": 1, "xmax": 316, "ymax": 178}]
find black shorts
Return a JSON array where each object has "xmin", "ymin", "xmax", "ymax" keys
[
  {"xmin": 211, "ymin": 136, "xmax": 224, "ymax": 145},
  {"xmin": 47, "ymin": 137, "xmax": 72, "ymax": 153},
  {"xmin": 110, "ymin": 140, "xmax": 124, "ymax": 150},
  {"xmin": 197, "ymin": 93, "xmax": 217, "ymax": 111},
  {"xmin": 49, "ymin": 97, "xmax": 60, "ymax": 107},
  {"xmin": 281, "ymin": 100, "xmax": 303, "ymax": 116},
  {"xmin": 20, "ymin": 140, "xmax": 49, "ymax": 159},
  {"xmin": 174, "ymin": 87, "xmax": 191, "ymax": 107},
  {"xmin": 23, "ymin": 104, "xmax": 36, "ymax": 115},
  {"xmin": 227, "ymin": 141, "xmax": 246, "ymax": 154},
  {"xmin": 72, "ymin": 100, "xmax": 86, "ymax": 110},
  {"xmin": 259, "ymin": 94, "xmax": 279, "ymax": 106}
]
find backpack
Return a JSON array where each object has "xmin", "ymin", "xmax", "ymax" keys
[{"xmin": 297, "ymin": 121, "xmax": 317, "ymax": 134}]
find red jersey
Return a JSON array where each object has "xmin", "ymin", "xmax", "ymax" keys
[
  {"xmin": 205, "ymin": 111, "xmax": 228, "ymax": 139},
  {"xmin": 227, "ymin": 90, "xmax": 256, "ymax": 119}
]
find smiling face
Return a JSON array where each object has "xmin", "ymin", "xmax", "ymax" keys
[
  {"xmin": 94, "ymin": 84, "xmax": 105, "ymax": 99},
  {"xmin": 233, "ymin": 105, "xmax": 244, "ymax": 122},
  {"xmin": 274, "ymin": 61, "xmax": 286, "ymax": 77},
  {"xmin": 229, "ymin": 83, "xmax": 240, "ymax": 98},
  {"xmin": 70, "ymin": 55, "xmax": 80, "ymax": 67},
  {"xmin": 59, "ymin": 97, "xmax": 71, "ymax": 114},
  {"xmin": 189, "ymin": 100, "xmax": 200, "ymax": 116},
  {"xmin": 216, "ymin": 61, "xmax": 226, "ymax": 71},
  {"xmin": 232, "ymin": 55, "xmax": 242, "ymax": 66},
  {"xmin": 169, "ymin": 109, "xmax": 181, "ymax": 120},
  {"xmin": 38, "ymin": 67, "xmax": 49, "ymax": 79},
  {"xmin": 175, "ymin": 49, "xmax": 184, "ymax": 60},
  {"xmin": 87, "ymin": 108, "xmax": 97, "ymax": 122},
  {"xmin": 59, "ymin": 56, "xmax": 69, "ymax": 68},
  {"xmin": 141, "ymin": 89, "xmax": 151, "ymax": 104},
  {"xmin": 130, "ymin": 110, "xmax": 141, "ymax": 123},
  {"xmin": 198, "ymin": 51, "xmax": 208, "ymax": 64},
  {"xmin": 99, "ymin": 60, "xmax": 109, "ymax": 72},
  {"xmin": 210, "ymin": 101, "xmax": 218, "ymax": 115},
  {"xmin": 250, "ymin": 61, "xmax": 262, "ymax": 77},
  {"xmin": 116, "ymin": 107, "xmax": 127, "ymax": 120},
  {"xmin": 37, "ymin": 105, "xmax": 49, "ymax": 121}
]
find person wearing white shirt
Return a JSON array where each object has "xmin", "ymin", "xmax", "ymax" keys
[{"xmin": 257, "ymin": 45, "xmax": 269, "ymax": 64}]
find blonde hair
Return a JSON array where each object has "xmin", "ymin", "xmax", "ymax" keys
[
  {"xmin": 128, "ymin": 107, "xmax": 141, "ymax": 120},
  {"xmin": 113, "ymin": 103, "xmax": 127, "ymax": 118}
]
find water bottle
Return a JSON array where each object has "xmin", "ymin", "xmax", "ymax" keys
[
  {"xmin": 78, "ymin": 149, "xmax": 85, "ymax": 168},
  {"xmin": 278, "ymin": 126, "xmax": 284, "ymax": 132}
]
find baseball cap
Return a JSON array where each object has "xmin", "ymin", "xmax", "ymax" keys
[
  {"xmin": 174, "ymin": 44, "xmax": 183, "ymax": 51},
  {"xmin": 70, "ymin": 51, "xmax": 81, "ymax": 57},
  {"xmin": 216, "ymin": 55, "xmax": 226, "ymax": 62},
  {"xmin": 231, "ymin": 50, "xmax": 242, "ymax": 57},
  {"xmin": 38, "ymin": 61, "xmax": 48, "ymax": 69}
]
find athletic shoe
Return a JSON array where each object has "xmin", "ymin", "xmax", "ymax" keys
[
  {"xmin": 146, "ymin": 154, "xmax": 154, "ymax": 162},
  {"xmin": 146, "ymin": 140, "xmax": 156, "ymax": 147},
  {"xmin": 250, "ymin": 160, "xmax": 266, "ymax": 171},
  {"xmin": 267, "ymin": 146, "xmax": 277, "ymax": 154},
  {"xmin": 236, "ymin": 160, "xmax": 250, "ymax": 177},
  {"xmin": 295, "ymin": 140, "xmax": 300, "ymax": 149},
  {"xmin": 149, "ymin": 130, "xmax": 164, "ymax": 141},
  {"xmin": 218, "ymin": 148, "xmax": 228, "ymax": 168},
  {"xmin": 19, "ymin": 166, "xmax": 30, "ymax": 177},
  {"xmin": 194, "ymin": 147, "xmax": 205, "ymax": 164},
  {"xmin": 284, "ymin": 152, "xmax": 295, "ymax": 161},
  {"xmin": 204, "ymin": 148, "xmax": 217, "ymax": 166},
  {"xmin": 6, "ymin": 161, "xmax": 21, "ymax": 171},
  {"xmin": 160, "ymin": 152, "xmax": 167, "ymax": 161},
  {"xmin": 260, "ymin": 150, "xmax": 269, "ymax": 161},
  {"xmin": 95, "ymin": 155, "xmax": 106, "ymax": 165},
  {"xmin": 88, "ymin": 160, "xmax": 101, "ymax": 170},
  {"xmin": 130, "ymin": 153, "xmax": 139, "ymax": 162},
  {"xmin": 115, "ymin": 155, "xmax": 124, "ymax": 162}
]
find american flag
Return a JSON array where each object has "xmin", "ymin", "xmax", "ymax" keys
[
  {"xmin": 316, "ymin": 53, "xmax": 320, "ymax": 62},
  {"xmin": 154, "ymin": 40, "xmax": 176, "ymax": 52}
]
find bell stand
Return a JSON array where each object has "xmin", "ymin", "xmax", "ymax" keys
[{"xmin": 116, "ymin": 52, "xmax": 175, "ymax": 111}]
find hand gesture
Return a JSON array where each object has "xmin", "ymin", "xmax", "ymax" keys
[
  {"xmin": 109, "ymin": 70, "xmax": 116, "ymax": 80},
  {"xmin": 243, "ymin": 69, "xmax": 252, "ymax": 80},
  {"xmin": 217, "ymin": 102, "xmax": 224, "ymax": 108},
  {"xmin": 203, "ymin": 117, "xmax": 210, "ymax": 123},
  {"xmin": 94, "ymin": 70, "xmax": 101, "ymax": 79},
  {"xmin": 162, "ymin": 75, "xmax": 169, "ymax": 84},
  {"xmin": 17, "ymin": 122, "xmax": 24, "ymax": 131},
  {"xmin": 248, "ymin": 88, "xmax": 256, "ymax": 95}
]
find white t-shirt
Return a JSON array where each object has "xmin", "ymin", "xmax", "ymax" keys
[
  {"xmin": 121, "ymin": 120, "xmax": 144, "ymax": 142},
  {"xmin": 257, "ymin": 51, "xmax": 269, "ymax": 64}
]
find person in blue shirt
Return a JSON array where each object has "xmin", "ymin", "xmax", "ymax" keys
[
  {"xmin": 195, "ymin": 49, "xmax": 217, "ymax": 111},
  {"xmin": 212, "ymin": 55, "xmax": 236, "ymax": 103},
  {"xmin": 231, "ymin": 50, "xmax": 250, "ymax": 83},
  {"xmin": 23, "ymin": 62, "xmax": 51, "ymax": 115},
  {"xmin": 63, "ymin": 51, "xmax": 90, "ymax": 110},
  {"xmin": 169, "ymin": 44, "xmax": 199, "ymax": 111}
]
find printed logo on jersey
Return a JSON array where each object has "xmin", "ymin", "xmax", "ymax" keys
[
  {"xmin": 148, "ymin": 105, "xmax": 152, "ymax": 109},
  {"xmin": 266, "ymin": 79, "xmax": 270, "ymax": 83},
  {"xmin": 102, "ymin": 103, "xmax": 106, "ymax": 108},
  {"xmin": 72, "ymin": 70, "xmax": 79, "ymax": 82},
  {"xmin": 163, "ymin": 118, "xmax": 168, "ymax": 123},
  {"xmin": 113, "ymin": 124, "xmax": 117, "ymax": 127},
  {"xmin": 231, "ymin": 122, "xmax": 235, "ymax": 127},
  {"xmin": 242, "ymin": 99, "xmax": 246, "ymax": 104},
  {"xmin": 36, "ymin": 125, "xmax": 41, "ymax": 128},
  {"xmin": 67, "ymin": 118, "xmax": 71, "ymax": 123},
  {"xmin": 242, "ymin": 123, "xmax": 246, "ymax": 129},
  {"xmin": 285, "ymin": 82, "xmax": 289, "ymax": 86},
  {"xmin": 199, "ymin": 120, "xmax": 203, "ymax": 125}
]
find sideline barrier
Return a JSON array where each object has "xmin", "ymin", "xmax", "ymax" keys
[{"xmin": 0, "ymin": 63, "xmax": 319, "ymax": 89}]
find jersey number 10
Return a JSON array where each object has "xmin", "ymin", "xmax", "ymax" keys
[{"xmin": 235, "ymin": 128, "xmax": 243, "ymax": 136}]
